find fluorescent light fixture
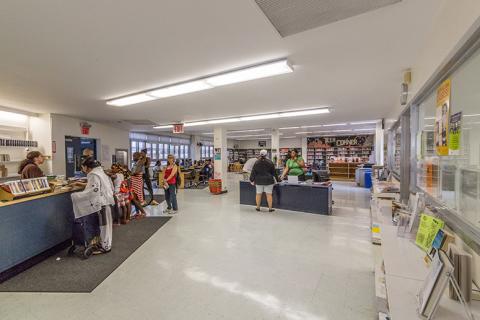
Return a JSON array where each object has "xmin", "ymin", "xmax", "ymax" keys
[
  {"xmin": 282, "ymin": 136, "xmax": 296, "ymax": 139},
  {"xmin": 207, "ymin": 118, "xmax": 241, "ymax": 124},
  {"xmin": 323, "ymin": 123, "xmax": 347, "ymax": 127},
  {"xmin": 153, "ymin": 107, "xmax": 329, "ymax": 129},
  {"xmin": 301, "ymin": 124, "xmax": 323, "ymax": 128},
  {"xmin": 228, "ymin": 129, "xmax": 265, "ymax": 133},
  {"xmin": 331, "ymin": 129, "xmax": 350, "ymax": 132},
  {"xmin": 424, "ymin": 117, "xmax": 435, "ymax": 120},
  {"xmin": 0, "ymin": 110, "xmax": 28, "ymax": 124},
  {"xmin": 239, "ymin": 114, "xmax": 280, "ymax": 121},
  {"xmin": 295, "ymin": 131, "xmax": 311, "ymax": 134},
  {"xmin": 464, "ymin": 113, "xmax": 480, "ymax": 117},
  {"xmin": 279, "ymin": 108, "xmax": 329, "ymax": 117},
  {"xmin": 153, "ymin": 124, "xmax": 174, "ymax": 129},
  {"xmin": 279, "ymin": 126, "xmax": 300, "ymax": 130},
  {"xmin": 205, "ymin": 59, "xmax": 292, "ymax": 87},
  {"xmin": 149, "ymin": 80, "xmax": 212, "ymax": 98},
  {"xmin": 107, "ymin": 93, "xmax": 156, "ymax": 107},
  {"xmin": 203, "ymin": 132, "xmax": 214, "ymax": 135},
  {"xmin": 229, "ymin": 134, "xmax": 271, "ymax": 138},
  {"xmin": 107, "ymin": 59, "xmax": 293, "ymax": 106},
  {"xmin": 184, "ymin": 121, "xmax": 209, "ymax": 127},
  {"xmin": 353, "ymin": 128, "xmax": 375, "ymax": 131},
  {"xmin": 424, "ymin": 124, "xmax": 434, "ymax": 127},
  {"xmin": 350, "ymin": 120, "xmax": 377, "ymax": 125}
]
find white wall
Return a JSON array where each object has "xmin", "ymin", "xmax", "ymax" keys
[
  {"xmin": 390, "ymin": 1, "xmax": 480, "ymax": 118},
  {"xmin": 280, "ymin": 137, "xmax": 302, "ymax": 149},
  {"xmin": 50, "ymin": 114, "xmax": 129, "ymax": 175},
  {"xmin": 29, "ymin": 113, "xmax": 53, "ymax": 174}
]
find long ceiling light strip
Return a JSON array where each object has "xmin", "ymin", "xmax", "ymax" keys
[
  {"xmin": 107, "ymin": 59, "xmax": 293, "ymax": 107},
  {"xmin": 153, "ymin": 107, "xmax": 330, "ymax": 129}
]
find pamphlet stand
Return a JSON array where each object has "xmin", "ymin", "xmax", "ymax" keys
[{"xmin": 417, "ymin": 251, "xmax": 476, "ymax": 320}]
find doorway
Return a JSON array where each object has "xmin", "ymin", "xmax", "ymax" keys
[{"xmin": 65, "ymin": 136, "xmax": 97, "ymax": 177}]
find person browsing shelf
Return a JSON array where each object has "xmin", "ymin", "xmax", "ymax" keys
[
  {"xmin": 280, "ymin": 149, "xmax": 306, "ymax": 181},
  {"xmin": 18, "ymin": 151, "xmax": 45, "ymax": 179}
]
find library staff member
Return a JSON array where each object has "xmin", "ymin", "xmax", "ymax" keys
[
  {"xmin": 280, "ymin": 149, "xmax": 306, "ymax": 181},
  {"xmin": 18, "ymin": 151, "xmax": 45, "ymax": 179}
]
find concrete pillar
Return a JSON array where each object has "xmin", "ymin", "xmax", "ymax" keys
[
  {"xmin": 190, "ymin": 135, "xmax": 201, "ymax": 161},
  {"xmin": 301, "ymin": 137, "xmax": 308, "ymax": 160},
  {"xmin": 271, "ymin": 129, "xmax": 280, "ymax": 166},
  {"xmin": 213, "ymin": 127, "xmax": 228, "ymax": 191},
  {"xmin": 375, "ymin": 120, "xmax": 385, "ymax": 166}
]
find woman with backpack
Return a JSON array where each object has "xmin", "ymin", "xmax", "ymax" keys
[{"xmin": 163, "ymin": 154, "xmax": 179, "ymax": 214}]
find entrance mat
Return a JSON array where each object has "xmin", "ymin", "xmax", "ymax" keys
[{"xmin": 0, "ymin": 217, "xmax": 171, "ymax": 293}]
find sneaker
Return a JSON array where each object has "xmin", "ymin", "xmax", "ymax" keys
[
  {"xmin": 170, "ymin": 210, "xmax": 178, "ymax": 214},
  {"xmin": 163, "ymin": 208, "xmax": 172, "ymax": 214},
  {"xmin": 268, "ymin": 208, "xmax": 275, "ymax": 212},
  {"xmin": 255, "ymin": 207, "xmax": 261, "ymax": 212}
]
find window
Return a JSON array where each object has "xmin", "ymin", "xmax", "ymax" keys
[
  {"xmin": 158, "ymin": 143, "xmax": 164, "ymax": 159},
  {"xmin": 185, "ymin": 145, "xmax": 189, "ymax": 159},
  {"xmin": 210, "ymin": 146, "xmax": 214, "ymax": 158},
  {"xmin": 152, "ymin": 143, "xmax": 158, "ymax": 161},
  {"xmin": 164, "ymin": 144, "xmax": 169, "ymax": 157},
  {"xmin": 146, "ymin": 143, "xmax": 152, "ymax": 159},
  {"xmin": 180, "ymin": 145, "xmax": 185, "ymax": 159},
  {"xmin": 174, "ymin": 145, "xmax": 179, "ymax": 158},
  {"xmin": 416, "ymin": 47, "xmax": 480, "ymax": 229}
]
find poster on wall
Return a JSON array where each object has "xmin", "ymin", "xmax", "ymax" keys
[
  {"xmin": 435, "ymin": 78, "xmax": 451, "ymax": 156},
  {"xmin": 307, "ymin": 135, "xmax": 374, "ymax": 148},
  {"xmin": 448, "ymin": 112, "xmax": 462, "ymax": 155}
]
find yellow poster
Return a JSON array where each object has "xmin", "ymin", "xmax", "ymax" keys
[{"xmin": 435, "ymin": 79, "xmax": 451, "ymax": 156}]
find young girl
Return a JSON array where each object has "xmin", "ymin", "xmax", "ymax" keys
[
  {"xmin": 163, "ymin": 154, "xmax": 179, "ymax": 214},
  {"xmin": 111, "ymin": 164, "xmax": 132, "ymax": 224}
]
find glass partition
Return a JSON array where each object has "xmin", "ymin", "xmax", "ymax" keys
[{"xmin": 416, "ymin": 46, "xmax": 480, "ymax": 229}]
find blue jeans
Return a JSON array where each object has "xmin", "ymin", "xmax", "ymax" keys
[{"xmin": 165, "ymin": 184, "xmax": 178, "ymax": 210}]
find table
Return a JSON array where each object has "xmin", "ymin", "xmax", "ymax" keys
[{"xmin": 239, "ymin": 181, "xmax": 332, "ymax": 215}]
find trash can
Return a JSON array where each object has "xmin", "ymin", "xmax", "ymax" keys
[
  {"xmin": 364, "ymin": 171, "xmax": 372, "ymax": 189},
  {"xmin": 208, "ymin": 179, "xmax": 222, "ymax": 194}
]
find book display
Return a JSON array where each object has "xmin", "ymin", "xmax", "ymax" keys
[
  {"xmin": 307, "ymin": 135, "xmax": 373, "ymax": 180},
  {"xmin": 0, "ymin": 177, "xmax": 51, "ymax": 201},
  {"xmin": 227, "ymin": 148, "xmax": 272, "ymax": 164}
]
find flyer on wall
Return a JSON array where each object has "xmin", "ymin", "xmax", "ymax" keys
[
  {"xmin": 435, "ymin": 78, "xmax": 451, "ymax": 156},
  {"xmin": 448, "ymin": 112, "xmax": 462, "ymax": 155}
]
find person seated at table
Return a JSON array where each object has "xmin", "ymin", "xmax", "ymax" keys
[
  {"xmin": 280, "ymin": 148, "xmax": 306, "ymax": 181},
  {"xmin": 18, "ymin": 151, "xmax": 45, "ymax": 179},
  {"xmin": 250, "ymin": 149, "xmax": 278, "ymax": 212}
]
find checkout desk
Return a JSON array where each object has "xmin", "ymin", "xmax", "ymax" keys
[
  {"xmin": 239, "ymin": 180, "xmax": 333, "ymax": 215},
  {"xmin": 0, "ymin": 190, "xmax": 75, "ymax": 281}
]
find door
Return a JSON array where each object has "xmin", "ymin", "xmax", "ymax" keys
[{"xmin": 65, "ymin": 136, "xmax": 97, "ymax": 177}]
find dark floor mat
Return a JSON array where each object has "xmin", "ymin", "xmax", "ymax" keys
[{"xmin": 0, "ymin": 217, "xmax": 171, "ymax": 293}]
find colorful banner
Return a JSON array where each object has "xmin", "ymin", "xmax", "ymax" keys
[
  {"xmin": 435, "ymin": 79, "xmax": 451, "ymax": 156},
  {"xmin": 307, "ymin": 135, "xmax": 374, "ymax": 148},
  {"xmin": 448, "ymin": 112, "xmax": 462, "ymax": 155}
]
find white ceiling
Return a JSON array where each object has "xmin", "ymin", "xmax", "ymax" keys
[{"xmin": 0, "ymin": 0, "xmax": 438, "ymax": 136}]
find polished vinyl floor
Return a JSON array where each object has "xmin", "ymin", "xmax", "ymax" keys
[{"xmin": 0, "ymin": 175, "xmax": 376, "ymax": 320}]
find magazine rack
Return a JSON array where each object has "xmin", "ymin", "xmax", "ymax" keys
[{"xmin": 418, "ymin": 250, "xmax": 475, "ymax": 320}]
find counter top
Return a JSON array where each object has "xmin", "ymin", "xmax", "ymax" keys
[{"xmin": 0, "ymin": 187, "xmax": 80, "ymax": 207}]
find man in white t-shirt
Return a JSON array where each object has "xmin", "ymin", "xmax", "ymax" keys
[{"xmin": 242, "ymin": 157, "xmax": 258, "ymax": 180}]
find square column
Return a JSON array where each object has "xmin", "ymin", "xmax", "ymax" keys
[
  {"xmin": 271, "ymin": 129, "xmax": 280, "ymax": 166},
  {"xmin": 213, "ymin": 127, "xmax": 228, "ymax": 191},
  {"xmin": 375, "ymin": 119, "xmax": 384, "ymax": 166}
]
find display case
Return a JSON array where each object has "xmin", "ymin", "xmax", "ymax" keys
[{"xmin": 0, "ymin": 177, "xmax": 51, "ymax": 201}]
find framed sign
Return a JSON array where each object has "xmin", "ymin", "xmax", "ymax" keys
[
  {"xmin": 435, "ymin": 78, "xmax": 451, "ymax": 156},
  {"xmin": 173, "ymin": 123, "xmax": 184, "ymax": 134},
  {"xmin": 258, "ymin": 140, "xmax": 266, "ymax": 147}
]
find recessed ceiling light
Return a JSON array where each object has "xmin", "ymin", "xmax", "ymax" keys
[{"xmin": 107, "ymin": 59, "xmax": 293, "ymax": 106}]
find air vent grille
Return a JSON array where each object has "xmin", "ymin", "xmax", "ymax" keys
[{"xmin": 255, "ymin": 0, "xmax": 401, "ymax": 37}]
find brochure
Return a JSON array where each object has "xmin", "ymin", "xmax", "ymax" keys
[{"xmin": 415, "ymin": 214, "xmax": 445, "ymax": 252}]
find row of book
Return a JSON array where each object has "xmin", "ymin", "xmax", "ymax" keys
[{"xmin": 1, "ymin": 177, "xmax": 50, "ymax": 196}]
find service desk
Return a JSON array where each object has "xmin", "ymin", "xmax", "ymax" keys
[
  {"xmin": 0, "ymin": 190, "xmax": 75, "ymax": 280},
  {"xmin": 239, "ymin": 181, "xmax": 332, "ymax": 215}
]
